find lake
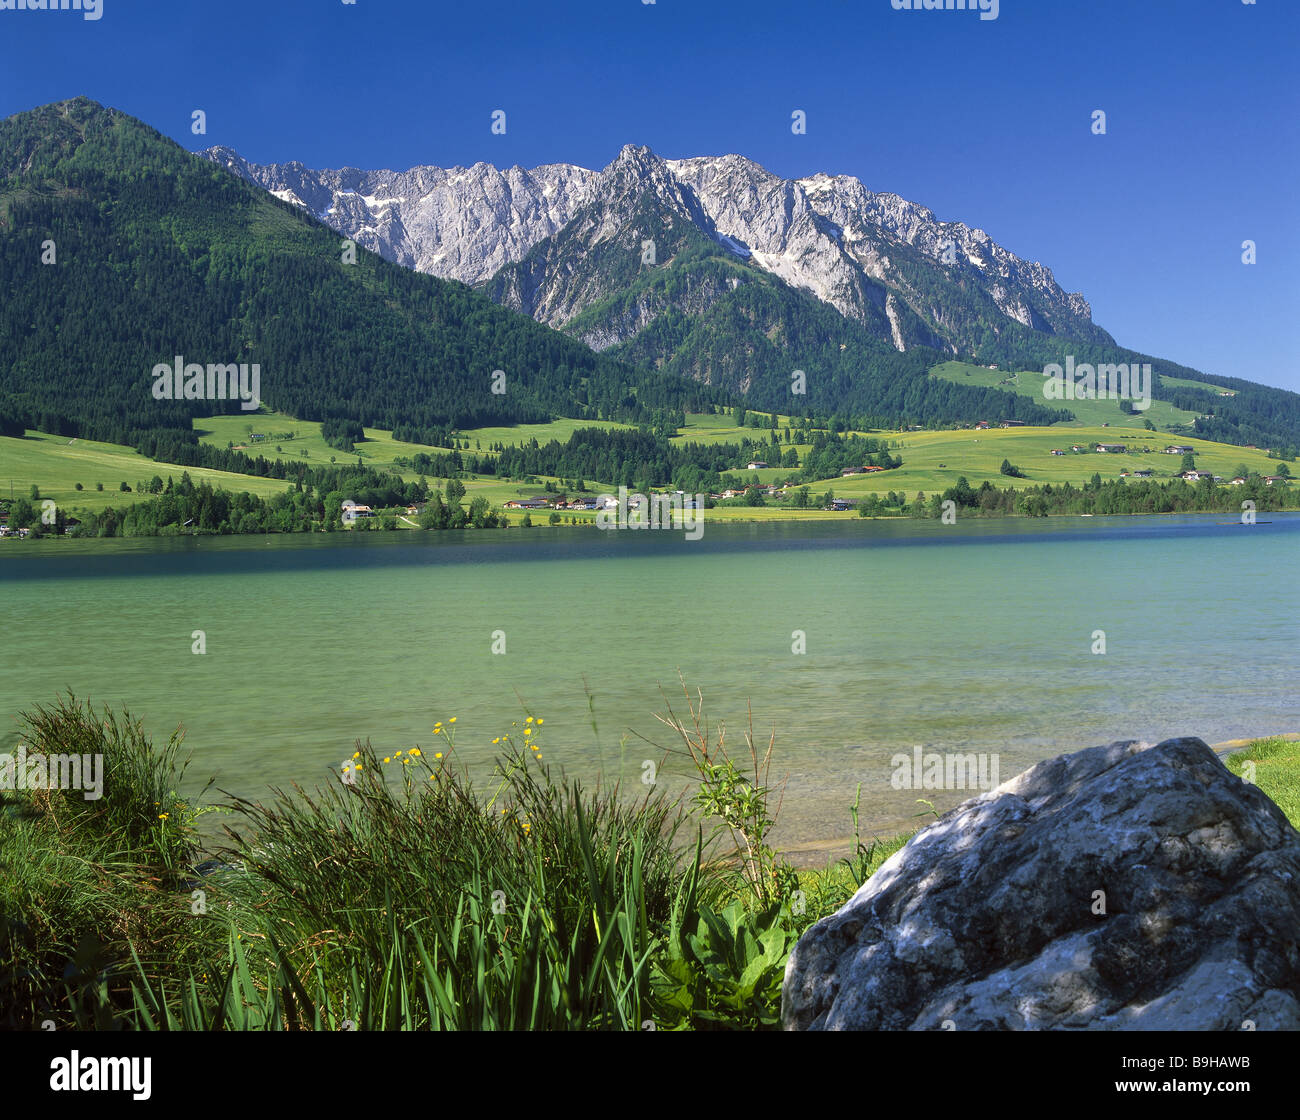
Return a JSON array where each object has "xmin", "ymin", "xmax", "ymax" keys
[{"xmin": 2, "ymin": 513, "xmax": 1297, "ymax": 862}]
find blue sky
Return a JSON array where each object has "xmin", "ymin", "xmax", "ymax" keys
[{"xmin": 2, "ymin": 0, "xmax": 1296, "ymax": 392}]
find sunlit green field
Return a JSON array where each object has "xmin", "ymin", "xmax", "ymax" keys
[
  {"xmin": 929, "ymin": 361, "xmax": 1209, "ymax": 430},
  {"xmin": 673, "ymin": 412, "xmax": 798, "ymax": 445},
  {"xmin": 0, "ymin": 425, "xmax": 615, "ymax": 524},
  {"xmin": 0, "ymin": 431, "xmax": 294, "ymax": 515},
  {"xmin": 1159, "ymin": 373, "xmax": 1238, "ymax": 395},
  {"xmin": 671, "ymin": 412, "xmax": 829, "ymax": 486},
  {"xmin": 194, "ymin": 405, "xmax": 1280, "ymax": 507},
  {"xmin": 458, "ymin": 417, "xmax": 634, "ymax": 448},
  {"xmin": 672, "ymin": 409, "xmax": 1285, "ymax": 499},
  {"xmin": 3, "ymin": 405, "xmax": 1290, "ymax": 529},
  {"xmin": 194, "ymin": 410, "xmax": 460, "ymax": 471},
  {"xmin": 195, "ymin": 410, "xmax": 633, "ymax": 468},
  {"xmin": 1222, "ymin": 736, "xmax": 1300, "ymax": 828},
  {"xmin": 199, "ymin": 412, "xmax": 623, "ymax": 520},
  {"xmin": 825, "ymin": 426, "xmax": 1284, "ymax": 499}
]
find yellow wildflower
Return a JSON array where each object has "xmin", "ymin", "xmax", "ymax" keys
[
  {"xmin": 409, "ymin": 749, "xmax": 421, "ymax": 757},
  {"xmin": 435, "ymin": 752, "xmax": 443, "ymax": 759}
]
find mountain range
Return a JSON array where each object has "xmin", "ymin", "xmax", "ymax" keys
[
  {"xmin": 0, "ymin": 98, "xmax": 721, "ymax": 455},
  {"xmin": 203, "ymin": 142, "xmax": 1107, "ymax": 355},
  {"xmin": 0, "ymin": 98, "xmax": 1296, "ymax": 458},
  {"xmin": 203, "ymin": 138, "xmax": 1300, "ymax": 447}
]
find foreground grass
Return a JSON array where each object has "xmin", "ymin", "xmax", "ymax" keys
[
  {"xmin": 0, "ymin": 694, "xmax": 902, "ymax": 1031},
  {"xmin": 10, "ymin": 699, "xmax": 1288, "ymax": 1032},
  {"xmin": 1222, "ymin": 736, "xmax": 1300, "ymax": 826}
]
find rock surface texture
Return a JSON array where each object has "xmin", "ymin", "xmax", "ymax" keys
[{"xmin": 782, "ymin": 737, "xmax": 1300, "ymax": 1030}]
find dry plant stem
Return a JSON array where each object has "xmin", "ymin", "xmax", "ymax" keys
[{"xmin": 653, "ymin": 674, "xmax": 788, "ymax": 900}]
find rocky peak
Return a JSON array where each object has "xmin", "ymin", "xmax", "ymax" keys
[{"xmin": 202, "ymin": 141, "xmax": 1109, "ymax": 352}]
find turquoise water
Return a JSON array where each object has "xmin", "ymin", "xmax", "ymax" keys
[{"xmin": 2, "ymin": 514, "xmax": 1297, "ymax": 858}]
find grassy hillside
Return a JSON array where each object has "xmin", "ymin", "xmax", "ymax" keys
[
  {"xmin": 667, "ymin": 411, "xmax": 1288, "ymax": 495},
  {"xmin": 929, "ymin": 361, "xmax": 1205, "ymax": 431},
  {"xmin": 196, "ymin": 411, "xmax": 628, "ymax": 502},
  {"xmin": 5, "ymin": 396, "xmax": 1292, "ymax": 533},
  {"xmin": 6, "ymin": 415, "xmax": 1289, "ymax": 526},
  {"xmin": 671, "ymin": 413, "xmax": 790, "ymax": 446},
  {"xmin": 827, "ymin": 425, "xmax": 1285, "ymax": 499},
  {"xmin": 0, "ymin": 423, "xmax": 620, "ymax": 524},
  {"xmin": 198, "ymin": 410, "xmax": 639, "ymax": 466},
  {"xmin": 0, "ymin": 430, "xmax": 293, "ymax": 515},
  {"xmin": 196, "ymin": 411, "xmax": 460, "ymax": 470}
]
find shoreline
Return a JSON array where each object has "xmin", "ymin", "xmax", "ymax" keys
[
  {"xmin": 3, "ymin": 506, "xmax": 1298, "ymax": 554},
  {"xmin": 777, "ymin": 733, "xmax": 1300, "ymax": 869}
]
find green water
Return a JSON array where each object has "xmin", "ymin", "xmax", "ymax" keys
[{"xmin": 2, "ymin": 514, "xmax": 1297, "ymax": 857}]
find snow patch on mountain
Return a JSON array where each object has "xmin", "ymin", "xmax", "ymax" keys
[{"xmin": 202, "ymin": 143, "xmax": 1108, "ymax": 353}]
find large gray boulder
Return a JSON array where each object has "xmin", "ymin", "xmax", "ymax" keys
[{"xmin": 783, "ymin": 737, "xmax": 1300, "ymax": 1030}]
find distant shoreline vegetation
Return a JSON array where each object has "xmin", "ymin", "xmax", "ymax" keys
[
  {"xmin": 0, "ymin": 472, "xmax": 1294, "ymax": 539},
  {"xmin": 895, "ymin": 472, "xmax": 1296, "ymax": 520}
]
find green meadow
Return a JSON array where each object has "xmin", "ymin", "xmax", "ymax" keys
[
  {"xmin": 1222, "ymin": 736, "xmax": 1300, "ymax": 829},
  {"xmin": 0, "ymin": 431, "xmax": 294, "ymax": 515},
  {"xmin": 458, "ymin": 417, "xmax": 635, "ymax": 448},
  {"xmin": 673, "ymin": 412, "xmax": 790, "ymax": 445},
  {"xmin": 184, "ymin": 402, "xmax": 1294, "ymax": 505},
  {"xmin": 196, "ymin": 410, "xmax": 455, "ymax": 470},
  {"xmin": 671, "ymin": 408, "xmax": 1284, "ymax": 502},
  {"xmin": 929, "ymin": 360, "xmax": 1207, "ymax": 431},
  {"xmin": 197, "ymin": 410, "xmax": 637, "ymax": 466},
  {"xmin": 2, "ymin": 400, "xmax": 1290, "ymax": 529},
  {"xmin": 197, "ymin": 412, "xmax": 625, "ymax": 505},
  {"xmin": 827, "ymin": 426, "xmax": 1284, "ymax": 500},
  {"xmin": 1158, "ymin": 373, "xmax": 1238, "ymax": 396}
]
